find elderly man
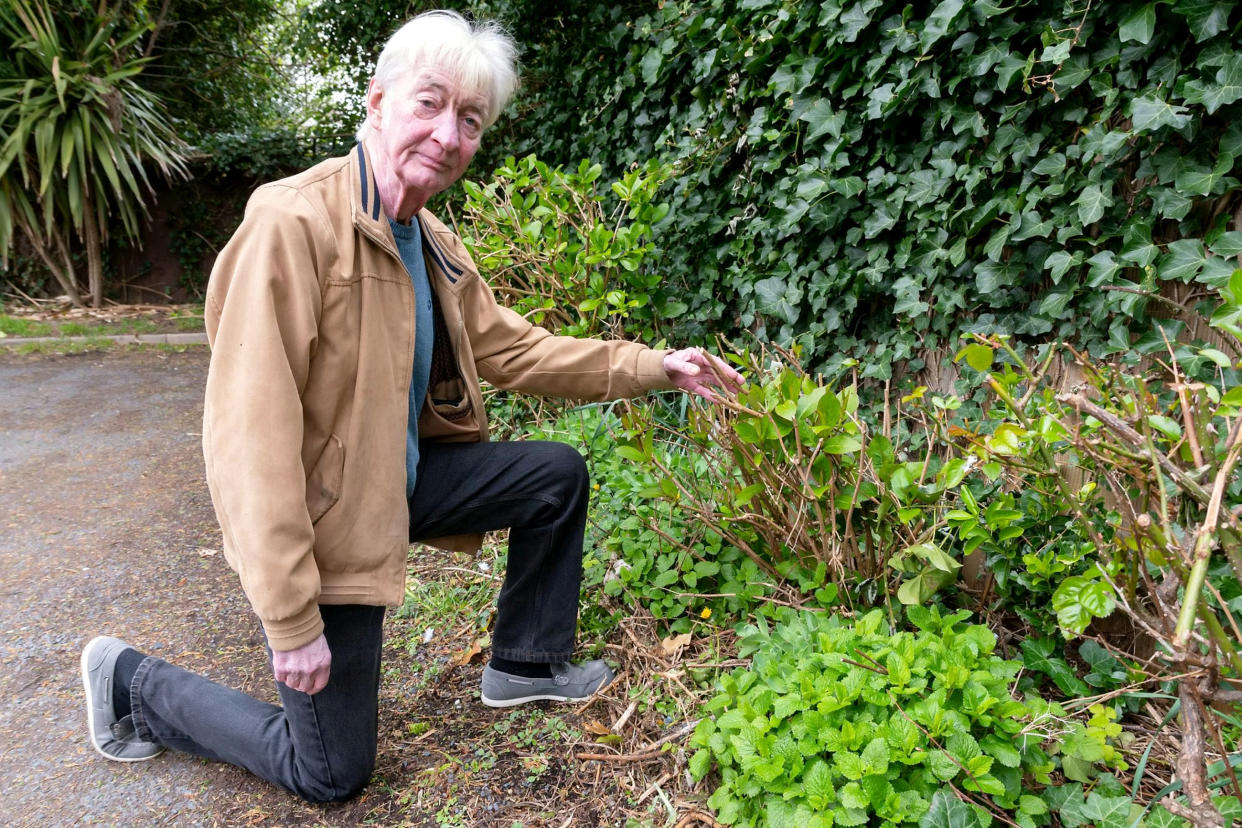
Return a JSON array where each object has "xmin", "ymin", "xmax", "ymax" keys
[{"xmin": 79, "ymin": 10, "xmax": 741, "ymax": 802}]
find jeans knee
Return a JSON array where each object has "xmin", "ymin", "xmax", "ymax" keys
[
  {"xmin": 537, "ymin": 441, "xmax": 589, "ymax": 496},
  {"xmin": 290, "ymin": 755, "xmax": 374, "ymax": 803}
]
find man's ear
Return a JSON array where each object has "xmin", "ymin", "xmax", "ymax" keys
[{"xmin": 365, "ymin": 78, "xmax": 384, "ymax": 130}]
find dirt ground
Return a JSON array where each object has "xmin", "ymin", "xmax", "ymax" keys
[{"xmin": 0, "ymin": 347, "xmax": 710, "ymax": 828}]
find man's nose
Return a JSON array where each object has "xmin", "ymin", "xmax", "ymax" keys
[{"xmin": 432, "ymin": 110, "xmax": 460, "ymax": 150}]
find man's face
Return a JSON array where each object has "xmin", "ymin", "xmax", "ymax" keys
[{"xmin": 366, "ymin": 66, "xmax": 488, "ymax": 210}]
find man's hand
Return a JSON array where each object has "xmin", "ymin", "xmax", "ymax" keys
[
  {"xmin": 663, "ymin": 347, "xmax": 745, "ymax": 401},
  {"xmin": 272, "ymin": 633, "xmax": 332, "ymax": 695}
]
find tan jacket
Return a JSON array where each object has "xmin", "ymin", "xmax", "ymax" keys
[{"xmin": 203, "ymin": 145, "xmax": 673, "ymax": 651}]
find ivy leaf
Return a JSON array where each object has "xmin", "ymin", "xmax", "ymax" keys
[
  {"xmin": 640, "ymin": 47, "xmax": 663, "ymax": 85},
  {"xmin": 1075, "ymin": 184, "xmax": 1113, "ymax": 226},
  {"xmin": 1146, "ymin": 804, "xmax": 1186, "ymax": 828},
  {"xmin": 1175, "ymin": 152, "xmax": 1235, "ymax": 195},
  {"xmin": 1020, "ymin": 637, "xmax": 1089, "ymax": 696},
  {"xmin": 1038, "ymin": 289, "xmax": 1074, "ymax": 319},
  {"xmin": 1130, "ymin": 96, "xmax": 1191, "ymax": 132},
  {"xmin": 1044, "ymin": 249, "xmax": 1079, "ymax": 282},
  {"xmin": 1209, "ymin": 230, "xmax": 1242, "ymax": 257},
  {"xmin": 1159, "ymin": 239, "xmax": 1206, "ymax": 282},
  {"xmin": 1087, "ymin": 250, "xmax": 1121, "ymax": 286},
  {"xmin": 1040, "ymin": 39, "xmax": 1074, "ymax": 64},
  {"xmin": 1082, "ymin": 793, "xmax": 1136, "ymax": 828},
  {"xmin": 1182, "ymin": 54, "xmax": 1242, "ymax": 113},
  {"xmin": 922, "ymin": 0, "xmax": 966, "ymax": 48},
  {"xmin": 840, "ymin": 3, "xmax": 875, "ymax": 42},
  {"xmin": 919, "ymin": 790, "xmax": 984, "ymax": 828},
  {"xmin": 975, "ymin": 260, "xmax": 1020, "ymax": 292},
  {"xmin": 800, "ymin": 98, "xmax": 844, "ymax": 143},
  {"xmin": 1118, "ymin": 4, "xmax": 1156, "ymax": 44},
  {"xmin": 754, "ymin": 276, "xmax": 803, "ymax": 325},
  {"xmin": 1176, "ymin": 0, "xmax": 1233, "ymax": 41}
]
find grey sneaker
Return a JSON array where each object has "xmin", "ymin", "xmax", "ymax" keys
[
  {"xmin": 481, "ymin": 660, "xmax": 615, "ymax": 708},
  {"xmin": 80, "ymin": 636, "xmax": 164, "ymax": 762}
]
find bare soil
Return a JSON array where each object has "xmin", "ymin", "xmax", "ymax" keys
[{"xmin": 0, "ymin": 347, "xmax": 711, "ymax": 828}]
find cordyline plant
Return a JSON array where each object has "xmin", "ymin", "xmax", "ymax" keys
[
  {"xmin": 958, "ymin": 294, "xmax": 1242, "ymax": 825},
  {"xmin": 0, "ymin": 0, "xmax": 188, "ymax": 307}
]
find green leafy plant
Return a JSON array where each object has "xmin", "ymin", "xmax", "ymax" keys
[
  {"xmin": 688, "ymin": 605, "xmax": 1123, "ymax": 827},
  {"xmin": 495, "ymin": 0, "xmax": 1242, "ymax": 383},
  {"xmin": 456, "ymin": 154, "xmax": 677, "ymax": 341}
]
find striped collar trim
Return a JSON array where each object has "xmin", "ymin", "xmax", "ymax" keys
[{"xmin": 355, "ymin": 143, "xmax": 382, "ymax": 222}]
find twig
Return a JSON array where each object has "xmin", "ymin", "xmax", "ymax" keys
[{"xmin": 575, "ymin": 719, "xmax": 700, "ymax": 762}]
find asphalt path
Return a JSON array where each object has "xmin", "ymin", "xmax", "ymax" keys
[{"xmin": 0, "ymin": 348, "xmax": 306, "ymax": 826}]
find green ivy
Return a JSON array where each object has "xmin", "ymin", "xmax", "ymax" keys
[{"xmin": 512, "ymin": 0, "xmax": 1242, "ymax": 378}]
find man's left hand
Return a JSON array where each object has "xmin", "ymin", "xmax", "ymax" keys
[{"xmin": 663, "ymin": 347, "xmax": 745, "ymax": 401}]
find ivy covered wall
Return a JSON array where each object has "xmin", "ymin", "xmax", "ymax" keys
[{"xmin": 502, "ymin": 0, "xmax": 1242, "ymax": 379}]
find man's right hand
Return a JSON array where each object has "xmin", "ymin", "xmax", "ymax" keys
[{"xmin": 272, "ymin": 633, "xmax": 332, "ymax": 695}]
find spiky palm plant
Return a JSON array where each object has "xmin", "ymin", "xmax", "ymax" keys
[{"xmin": 0, "ymin": 0, "xmax": 189, "ymax": 306}]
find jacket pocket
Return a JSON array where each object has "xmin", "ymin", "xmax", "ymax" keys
[
  {"xmin": 305, "ymin": 433, "xmax": 345, "ymax": 524},
  {"xmin": 418, "ymin": 378, "xmax": 480, "ymax": 441}
]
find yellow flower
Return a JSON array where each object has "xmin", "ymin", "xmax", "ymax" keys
[{"xmin": 700, "ymin": 607, "xmax": 712, "ymax": 619}]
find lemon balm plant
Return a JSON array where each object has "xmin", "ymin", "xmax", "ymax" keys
[{"xmin": 688, "ymin": 605, "xmax": 1127, "ymax": 828}]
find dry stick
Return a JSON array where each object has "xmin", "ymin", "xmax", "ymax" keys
[
  {"xmin": 673, "ymin": 811, "xmax": 726, "ymax": 828},
  {"xmin": 575, "ymin": 719, "xmax": 700, "ymax": 762}
]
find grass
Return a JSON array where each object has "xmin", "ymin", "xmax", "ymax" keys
[
  {"xmin": 0, "ymin": 315, "xmax": 54, "ymax": 337},
  {"xmin": 0, "ymin": 303, "xmax": 205, "ymax": 340}
]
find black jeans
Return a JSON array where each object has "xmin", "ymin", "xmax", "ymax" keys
[{"xmin": 130, "ymin": 439, "xmax": 589, "ymax": 802}]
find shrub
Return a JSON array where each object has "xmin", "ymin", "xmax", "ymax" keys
[{"xmin": 455, "ymin": 154, "xmax": 678, "ymax": 342}]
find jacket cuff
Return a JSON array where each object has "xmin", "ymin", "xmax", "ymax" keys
[
  {"xmin": 638, "ymin": 348, "xmax": 677, "ymax": 391},
  {"xmin": 262, "ymin": 603, "xmax": 325, "ymax": 652}
]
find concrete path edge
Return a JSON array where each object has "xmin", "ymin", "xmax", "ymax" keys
[{"xmin": 0, "ymin": 332, "xmax": 208, "ymax": 347}]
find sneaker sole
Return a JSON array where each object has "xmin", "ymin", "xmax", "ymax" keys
[
  {"xmin": 80, "ymin": 638, "xmax": 163, "ymax": 763},
  {"xmin": 480, "ymin": 691, "xmax": 598, "ymax": 708}
]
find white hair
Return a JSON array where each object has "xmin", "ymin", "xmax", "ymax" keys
[{"xmin": 355, "ymin": 10, "xmax": 519, "ymax": 142}]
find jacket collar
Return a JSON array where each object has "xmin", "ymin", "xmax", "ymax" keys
[
  {"xmin": 351, "ymin": 143, "xmax": 397, "ymax": 254},
  {"xmin": 349, "ymin": 142, "xmax": 465, "ymax": 285}
]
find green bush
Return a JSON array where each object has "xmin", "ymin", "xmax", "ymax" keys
[
  {"xmin": 688, "ymin": 605, "xmax": 1126, "ymax": 827},
  {"xmin": 506, "ymin": 400, "xmax": 777, "ymax": 634},
  {"xmin": 457, "ymin": 154, "xmax": 678, "ymax": 342}
]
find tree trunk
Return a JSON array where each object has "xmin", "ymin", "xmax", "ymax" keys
[
  {"xmin": 1174, "ymin": 680, "xmax": 1225, "ymax": 828},
  {"xmin": 83, "ymin": 193, "xmax": 104, "ymax": 308},
  {"xmin": 23, "ymin": 227, "xmax": 83, "ymax": 307}
]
